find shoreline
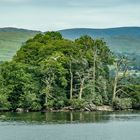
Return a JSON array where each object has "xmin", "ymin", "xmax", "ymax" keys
[{"xmin": 0, "ymin": 105, "xmax": 138, "ymax": 113}]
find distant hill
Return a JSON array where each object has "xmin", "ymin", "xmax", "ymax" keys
[
  {"xmin": 0, "ymin": 27, "xmax": 140, "ymax": 61},
  {"xmin": 59, "ymin": 27, "xmax": 140, "ymax": 54},
  {"xmin": 0, "ymin": 27, "xmax": 39, "ymax": 61}
]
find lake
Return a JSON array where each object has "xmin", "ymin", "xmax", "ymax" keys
[{"xmin": 0, "ymin": 111, "xmax": 140, "ymax": 140}]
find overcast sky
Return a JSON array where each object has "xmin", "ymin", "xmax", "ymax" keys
[{"xmin": 0, "ymin": 0, "xmax": 140, "ymax": 31}]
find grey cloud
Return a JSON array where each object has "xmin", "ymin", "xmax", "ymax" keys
[
  {"xmin": 1, "ymin": 0, "xmax": 139, "ymax": 8},
  {"xmin": 29, "ymin": 0, "xmax": 140, "ymax": 8},
  {"xmin": 0, "ymin": 0, "xmax": 140, "ymax": 30}
]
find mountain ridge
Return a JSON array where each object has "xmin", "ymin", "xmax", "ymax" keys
[
  {"xmin": 0, "ymin": 27, "xmax": 140, "ymax": 61},
  {"xmin": 59, "ymin": 27, "xmax": 140, "ymax": 54}
]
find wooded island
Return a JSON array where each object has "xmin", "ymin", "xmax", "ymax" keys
[{"xmin": 0, "ymin": 32, "xmax": 139, "ymax": 111}]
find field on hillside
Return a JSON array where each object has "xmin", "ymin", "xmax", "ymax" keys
[{"xmin": 0, "ymin": 28, "xmax": 38, "ymax": 61}]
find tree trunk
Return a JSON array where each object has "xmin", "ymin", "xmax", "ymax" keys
[
  {"xmin": 45, "ymin": 94, "xmax": 47, "ymax": 104},
  {"xmin": 112, "ymin": 67, "xmax": 119, "ymax": 102},
  {"xmin": 69, "ymin": 62, "xmax": 73, "ymax": 99},
  {"xmin": 92, "ymin": 49, "xmax": 96, "ymax": 94},
  {"xmin": 112, "ymin": 58, "xmax": 129, "ymax": 103},
  {"xmin": 79, "ymin": 78, "xmax": 85, "ymax": 99},
  {"xmin": 45, "ymin": 93, "xmax": 47, "ymax": 109}
]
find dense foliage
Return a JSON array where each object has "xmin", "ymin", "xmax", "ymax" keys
[{"xmin": 0, "ymin": 32, "xmax": 139, "ymax": 111}]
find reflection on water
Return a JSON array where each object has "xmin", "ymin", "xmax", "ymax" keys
[
  {"xmin": 0, "ymin": 111, "xmax": 140, "ymax": 124},
  {"xmin": 0, "ymin": 111, "xmax": 140, "ymax": 140}
]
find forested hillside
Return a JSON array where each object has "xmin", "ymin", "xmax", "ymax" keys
[
  {"xmin": 0, "ymin": 32, "xmax": 139, "ymax": 111},
  {"xmin": 59, "ymin": 27, "xmax": 140, "ymax": 54}
]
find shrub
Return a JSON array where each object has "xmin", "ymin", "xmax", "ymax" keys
[
  {"xmin": 0, "ymin": 94, "xmax": 11, "ymax": 110},
  {"xmin": 69, "ymin": 99, "xmax": 86, "ymax": 110},
  {"xmin": 45, "ymin": 100, "xmax": 55, "ymax": 109},
  {"xmin": 19, "ymin": 92, "xmax": 41, "ymax": 111},
  {"xmin": 127, "ymin": 85, "xmax": 140, "ymax": 109},
  {"xmin": 93, "ymin": 94, "xmax": 103, "ymax": 106},
  {"xmin": 30, "ymin": 102, "xmax": 42, "ymax": 111},
  {"xmin": 54, "ymin": 99, "xmax": 65, "ymax": 109},
  {"xmin": 131, "ymin": 91, "xmax": 140, "ymax": 109},
  {"xmin": 113, "ymin": 97, "xmax": 132, "ymax": 110}
]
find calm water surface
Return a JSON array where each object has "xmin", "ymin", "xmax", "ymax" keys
[{"xmin": 0, "ymin": 111, "xmax": 140, "ymax": 140}]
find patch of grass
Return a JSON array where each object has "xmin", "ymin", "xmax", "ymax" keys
[{"xmin": 0, "ymin": 28, "xmax": 38, "ymax": 61}]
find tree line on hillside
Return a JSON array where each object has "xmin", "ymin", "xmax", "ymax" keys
[{"xmin": 0, "ymin": 32, "xmax": 140, "ymax": 111}]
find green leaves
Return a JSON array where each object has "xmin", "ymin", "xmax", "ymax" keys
[
  {"xmin": 19, "ymin": 92, "xmax": 41, "ymax": 111},
  {"xmin": 1, "ymin": 31, "xmax": 137, "ymax": 111}
]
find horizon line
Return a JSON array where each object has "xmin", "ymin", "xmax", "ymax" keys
[{"xmin": 0, "ymin": 26, "xmax": 140, "ymax": 32}]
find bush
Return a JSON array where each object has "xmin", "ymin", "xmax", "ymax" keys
[
  {"xmin": 128, "ymin": 85, "xmax": 140, "ymax": 109},
  {"xmin": 131, "ymin": 91, "xmax": 140, "ymax": 109},
  {"xmin": 113, "ymin": 97, "xmax": 132, "ymax": 110},
  {"xmin": 51, "ymin": 87, "xmax": 68, "ymax": 109},
  {"xmin": 30, "ymin": 102, "xmax": 42, "ymax": 111},
  {"xmin": 46, "ymin": 100, "xmax": 55, "ymax": 109},
  {"xmin": 46, "ymin": 98, "xmax": 67, "ymax": 109},
  {"xmin": 93, "ymin": 94, "xmax": 103, "ymax": 106},
  {"xmin": 54, "ymin": 99, "xmax": 65, "ymax": 109},
  {"xmin": 69, "ymin": 99, "xmax": 86, "ymax": 110},
  {"xmin": 0, "ymin": 94, "xmax": 11, "ymax": 110},
  {"xmin": 19, "ymin": 92, "xmax": 41, "ymax": 111}
]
